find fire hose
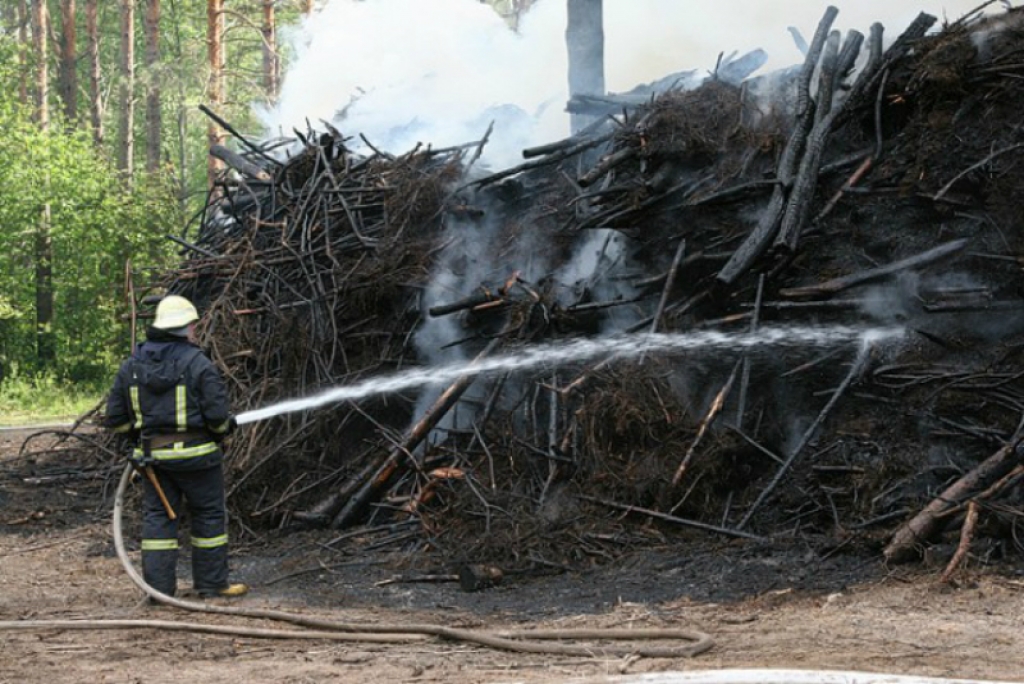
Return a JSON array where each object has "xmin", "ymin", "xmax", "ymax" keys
[
  {"xmin": 2, "ymin": 467, "xmax": 1024, "ymax": 684},
  {"xmin": 0, "ymin": 463, "xmax": 715, "ymax": 658},
  {"xmin": 584, "ymin": 673, "xmax": 1024, "ymax": 684}
]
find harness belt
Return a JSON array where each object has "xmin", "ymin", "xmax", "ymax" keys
[{"xmin": 147, "ymin": 431, "xmax": 211, "ymax": 449}]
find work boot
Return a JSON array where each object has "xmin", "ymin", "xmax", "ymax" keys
[{"xmin": 198, "ymin": 583, "xmax": 249, "ymax": 598}]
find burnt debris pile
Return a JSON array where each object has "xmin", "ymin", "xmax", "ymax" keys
[{"xmin": 123, "ymin": 6, "xmax": 1024, "ymax": 576}]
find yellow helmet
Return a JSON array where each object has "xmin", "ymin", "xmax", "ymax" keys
[{"xmin": 153, "ymin": 295, "xmax": 199, "ymax": 330}]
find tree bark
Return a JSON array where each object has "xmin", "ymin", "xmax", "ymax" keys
[
  {"xmin": 59, "ymin": 0, "xmax": 78, "ymax": 124},
  {"xmin": 715, "ymin": 5, "xmax": 838, "ymax": 287},
  {"xmin": 17, "ymin": 0, "xmax": 29, "ymax": 105},
  {"xmin": 117, "ymin": 0, "xmax": 135, "ymax": 180},
  {"xmin": 0, "ymin": 5, "xmax": 12, "ymax": 76},
  {"xmin": 261, "ymin": 0, "xmax": 278, "ymax": 103},
  {"xmin": 168, "ymin": 0, "xmax": 188, "ymax": 211},
  {"xmin": 774, "ymin": 29, "xmax": 864, "ymax": 253},
  {"xmin": 207, "ymin": 0, "xmax": 226, "ymax": 188},
  {"xmin": 29, "ymin": 0, "xmax": 48, "ymax": 133},
  {"xmin": 833, "ymin": 13, "xmax": 937, "ymax": 131},
  {"xmin": 884, "ymin": 429, "xmax": 1024, "ymax": 564},
  {"xmin": 144, "ymin": 0, "xmax": 162, "ymax": 173},
  {"xmin": 1, "ymin": 4, "xmax": 26, "ymax": 102},
  {"xmin": 85, "ymin": 0, "xmax": 102, "ymax": 144},
  {"xmin": 299, "ymin": 0, "xmax": 314, "ymax": 13},
  {"xmin": 778, "ymin": 238, "xmax": 968, "ymax": 300},
  {"xmin": 30, "ymin": 0, "xmax": 54, "ymax": 365},
  {"xmin": 565, "ymin": 0, "xmax": 604, "ymax": 134}
]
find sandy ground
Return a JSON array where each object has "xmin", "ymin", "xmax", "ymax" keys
[{"xmin": 2, "ymin": 428, "xmax": 1023, "ymax": 684}]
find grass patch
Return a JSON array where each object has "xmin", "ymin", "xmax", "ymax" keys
[{"xmin": 0, "ymin": 375, "xmax": 103, "ymax": 427}]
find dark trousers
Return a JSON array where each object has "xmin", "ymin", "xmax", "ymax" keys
[{"xmin": 141, "ymin": 464, "xmax": 229, "ymax": 596}]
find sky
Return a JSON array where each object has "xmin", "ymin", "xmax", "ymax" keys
[{"xmin": 260, "ymin": 0, "xmax": 1003, "ymax": 169}]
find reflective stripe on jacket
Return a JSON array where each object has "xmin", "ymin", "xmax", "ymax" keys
[{"xmin": 105, "ymin": 329, "xmax": 233, "ymax": 455}]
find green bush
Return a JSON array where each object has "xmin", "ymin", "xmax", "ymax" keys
[
  {"xmin": 0, "ymin": 37, "xmax": 180, "ymax": 383},
  {"xmin": 0, "ymin": 373, "xmax": 103, "ymax": 426}
]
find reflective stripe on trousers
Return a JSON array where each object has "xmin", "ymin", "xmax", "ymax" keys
[
  {"xmin": 141, "ymin": 464, "xmax": 228, "ymax": 596},
  {"xmin": 191, "ymin": 534, "xmax": 228, "ymax": 549}
]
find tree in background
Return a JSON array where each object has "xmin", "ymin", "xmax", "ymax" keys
[
  {"xmin": 117, "ymin": 0, "xmax": 135, "ymax": 181},
  {"xmin": 58, "ymin": 0, "xmax": 78, "ymax": 125},
  {"xmin": 85, "ymin": 0, "xmax": 102, "ymax": 144},
  {"xmin": 14, "ymin": 0, "xmax": 29, "ymax": 104},
  {"xmin": 30, "ymin": 0, "xmax": 55, "ymax": 365},
  {"xmin": 0, "ymin": 1, "xmax": 318, "ymax": 381},
  {"xmin": 262, "ymin": 0, "xmax": 279, "ymax": 103},
  {"xmin": 0, "ymin": 34, "xmax": 176, "ymax": 382},
  {"xmin": 144, "ymin": 0, "xmax": 162, "ymax": 173},
  {"xmin": 206, "ymin": 0, "xmax": 225, "ymax": 187}
]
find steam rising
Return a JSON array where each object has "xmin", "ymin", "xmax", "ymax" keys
[
  {"xmin": 251, "ymin": 0, "xmax": 995, "ymax": 437},
  {"xmin": 262, "ymin": 0, "xmax": 992, "ymax": 169}
]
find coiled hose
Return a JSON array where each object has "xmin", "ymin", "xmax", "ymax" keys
[{"xmin": 0, "ymin": 463, "xmax": 714, "ymax": 658}]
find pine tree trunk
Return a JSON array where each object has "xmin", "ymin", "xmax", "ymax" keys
[
  {"xmin": 262, "ymin": 0, "xmax": 278, "ymax": 103},
  {"xmin": 300, "ymin": 0, "xmax": 314, "ymax": 13},
  {"xmin": 59, "ymin": 0, "xmax": 78, "ymax": 124},
  {"xmin": 207, "ymin": 0, "xmax": 225, "ymax": 188},
  {"xmin": 168, "ymin": 0, "xmax": 189, "ymax": 211},
  {"xmin": 1, "ymin": 4, "xmax": 23, "ymax": 103},
  {"xmin": 144, "ymin": 0, "xmax": 162, "ymax": 172},
  {"xmin": 86, "ymin": 0, "xmax": 102, "ymax": 144},
  {"xmin": 117, "ymin": 0, "xmax": 135, "ymax": 180},
  {"xmin": 30, "ymin": 0, "xmax": 54, "ymax": 365},
  {"xmin": 17, "ymin": 0, "xmax": 29, "ymax": 104}
]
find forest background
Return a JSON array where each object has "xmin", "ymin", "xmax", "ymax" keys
[{"xmin": 0, "ymin": 0, "xmax": 532, "ymax": 393}]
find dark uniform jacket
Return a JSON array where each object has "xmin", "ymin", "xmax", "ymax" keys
[{"xmin": 106, "ymin": 328, "xmax": 233, "ymax": 470}]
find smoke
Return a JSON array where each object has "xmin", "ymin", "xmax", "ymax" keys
[
  {"xmin": 263, "ymin": 0, "xmax": 561, "ymax": 170},
  {"xmin": 260, "ymin": 0, "xmax": 994, "ymax": 169},
  {"xmin": 255, "ymin": 0, "xmax": 998, "ymax": 444}
]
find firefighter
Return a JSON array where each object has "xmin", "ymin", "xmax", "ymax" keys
[{"xmin": 105, "ymin": 294, "xmax": 248, "ymax": 600}]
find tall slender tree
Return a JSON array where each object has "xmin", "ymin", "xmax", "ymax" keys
[
  {"xmin": 207, "ymin": 0, "xmax": 225, "ymax": 187},
  {"xmin": 1, "ymin": 4, "xmax": 24, "ymax": 102},
  {"xmin": 17, "ymin": 0, "xmax": 29, "ymax": 104},
  {"xmin": 30, "ymin": 0, "xmax": 54, "ymax": 364},
  {"xmin": 58, "ymin": 0, "xmax": 78, "ymax": 124},
  {"xmin": 262, "ymin": 0, "xmax": 278, "ymax": 103},
  {"xmin": 167, "ymin": 0, "xmax": 190, "ymax": 210},
  {"xmin": 144, "ymin": 0, "xmax": 162, "ymax": 172},
  {"xmin": 117, "ymin": 0, "xmax": 135, "ymax": 179},
  {"xmin": 85, "ymin": 0, "xmax": 102, "ymax": 144}
]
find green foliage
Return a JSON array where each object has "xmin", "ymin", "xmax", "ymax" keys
[
  {"xmin": 0, "ymin": 371, "xmax": 103, "ymax": 426},
  {"xmin": 0, "ymin": 3, "xmax": 313, "ymax": 383},
  {"xmin": 0, "ymin": 36, "xmax": 179, "ymax": 383}
]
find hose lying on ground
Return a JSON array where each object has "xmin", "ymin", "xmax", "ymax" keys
[
  {"xmin": 0, "ymin": 464, "xmax": 714, "ymax": 658},
  {"xmin": 587, "ymin": 671, "xmax": 1024, "ymax": 684}
]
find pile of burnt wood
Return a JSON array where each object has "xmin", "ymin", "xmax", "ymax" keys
[{"xmin": 127, "ymin": 4, "xmax": 1024, "ymax": 577}]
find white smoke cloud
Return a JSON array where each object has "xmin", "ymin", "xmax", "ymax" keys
[{"xmin": 260, "ymin": 0, "xmax": 995, "ymax": 169}]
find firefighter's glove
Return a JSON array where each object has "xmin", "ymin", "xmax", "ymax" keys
[{"xmin": 211, "ymin": 417, "xmax": 238, "ymax": 443}]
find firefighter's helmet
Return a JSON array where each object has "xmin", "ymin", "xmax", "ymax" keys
[{"xmin": 153, "ymin": 295, "xmax": 199, "ymax": 330}]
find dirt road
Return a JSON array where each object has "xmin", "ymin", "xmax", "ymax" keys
[{"xmin": 2, "ymin": 428, "xmax": 1023, "ymax": 684}]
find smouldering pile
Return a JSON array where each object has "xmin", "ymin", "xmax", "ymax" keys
[{"xmin": 134, "ymin": 6, "xmax": 1024, "ymax": 575}]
